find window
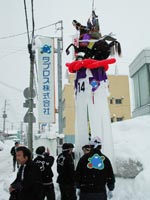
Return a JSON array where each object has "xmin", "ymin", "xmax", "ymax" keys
[
  {"xmin": 115, "ymin": 99, "xmax": 122, "ymax": 104},
  {"xmin": 133, "ymin": 72, "xmax": 140, "ymax": 108},
  {"xmin": 139, "ymin": 65, "xmax": 150, "ymax": 106},
  {"xmin": 111, "ymin": 118, "xmax": 114, "ymax": 123},
  {"xmin": 116, "ymin": 117, "xmax": 123, "ymax": 121},
  {"xmin": 133, "ymin": 64, "xmax": 150, "ymax": 109},
  {"xmin": 110, "ymin": 99, "xmax": 113, "ymax": 104}
]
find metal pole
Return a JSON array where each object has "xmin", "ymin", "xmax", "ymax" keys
[
  {"xmin": 1, "ymin": 100, "xmax": 7, "ymax": 142},
  {"xmin": 3, "ymin": 100, "xmax": 7, "ymax": 134},
  {"xmin": 57, "ymin": 38, "xmax": 63, "ymax": 137},
  {"xmin": 27, "ymin": 44, "xmax": 35, "ymax": 152},
  {"xmin": 60, "ymin": 20, "xmax": 63, "ymax": 51}
]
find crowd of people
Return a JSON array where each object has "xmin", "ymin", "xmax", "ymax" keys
[{"xmin": 9, "ymin": 137, "xmax": 115, "ymax": 200}]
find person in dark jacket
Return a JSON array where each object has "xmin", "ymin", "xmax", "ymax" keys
[
  {"xmin": 9, "ymin": 146, "xmax": 42, "ymax": 200},
  {"xmin": 76, "ymin": 137, "xmax": 115, "ymax": 200},
  {"xmin": 10, "ymin": 141, "xmax": 19, "ymax": 171},
  {"xmin": 82, "ymin": 144, "xmax": 91, "ymax": 155},
  {"xmin": 57, "ymin": 143, "xmax": 77, "ymax": 200},
  {"xmin": 34, "ymin": 146, "xmax": 55, "ymax": 200},
  {"xmin": 68, "ymin": 143, "xmax": 75, "ymax": 160}
]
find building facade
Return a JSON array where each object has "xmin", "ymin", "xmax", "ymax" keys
[
  {"xmin": 129, "ymin": 49, "xmax": 150, "ymax": 117},
  {"xmin": 63, "ymin": 74, "xmax": 131, "ymax": 143},
  {"xmin": 108, "ymin": 75, "xmax": 131, "ymax": 122},
  {"xmin": 62, "ymin": 74, "xmax": 75, "ymax": 143}
]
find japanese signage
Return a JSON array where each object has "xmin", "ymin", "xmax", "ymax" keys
[{"xmin": 38, "ymin": 37, "xmax": 55, "ymax": 123}]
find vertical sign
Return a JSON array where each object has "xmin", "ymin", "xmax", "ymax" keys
[{"xmin": 38, "ymin": 37, "xmax": 55, "ymax": 123}]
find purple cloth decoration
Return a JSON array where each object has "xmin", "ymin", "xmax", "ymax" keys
[{"xmin": 74, "ymin": 67, "xmax": 107, "ymax": 92}]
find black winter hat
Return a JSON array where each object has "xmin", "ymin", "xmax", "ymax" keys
[
  {"xmin": 82, "ymin": 144, "xmax": 91, "ymax": 150},
  {"xmin": 68, "ymin": 143, "xmax": 74, "ymax": 148},
  {"xmin": 36, "ymin": 146, "xmax": 45, "ymax": 155},
  {"xmin": 62, "ymin": 143, "xmax": 70, "ymax": 151}
]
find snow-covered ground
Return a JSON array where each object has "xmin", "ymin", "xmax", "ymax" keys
[
  {"xmin": 0, "ymin": 140, "xmax": 16, "ymax": 200},
  {"xmin": 112, "ymin": 115, "xmax": 150, "ymax": 200},
  {"xmin": 1, "ymin": 115, "xmax": 150, "ymax": 200}
]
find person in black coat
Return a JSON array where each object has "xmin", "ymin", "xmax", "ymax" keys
[
  {"xmin": 68, "ymin": 143, "xmax": 75, "ymax": 160},
  {"xmin": 76, "ymin": 137, "xmax": 115, "ymax": 200},
  {"xmin": 57, "ymin": 143, "xmax": 77, "ymax": 200},
  {"xmin": 10, "ymin": 141, "xmax": 19, "ymax": 171},
  {"xmin": 34, "ymin": 146, "xmax": 55, "ymax": 200},
  {"xmin": 9, "ymin": 146, "xmax": 42, "ymax": 200}
]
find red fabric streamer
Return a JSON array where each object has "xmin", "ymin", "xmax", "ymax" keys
[{"xmin": 66, "ymin": 58, "xmax": 116, "ymax": 73}]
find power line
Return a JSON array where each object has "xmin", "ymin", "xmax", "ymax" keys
[
  {"xmin": 0, "ymin": 47, "xmax": 26, "ymax": 61},
  {"xmin": 33, "ymin": 73, "xmax": 38, "ymax": 100},
  {"xmin": 23, "ymin": 0, "xmax": 30, "ymax": 44},
  {"xmin": 0, "ymin": 81, "xmax": 23, "ymax": 92},
  {"xmin": 0, "ymin": 21, "xmax": 62, "ymax": 40},
  {"xmin": 31, "ymin": 0, "xmax": 35, "ymax": 44},
  {"xmin": 34, "ymin": 59, "xmax": 39, "ymax": 83}
]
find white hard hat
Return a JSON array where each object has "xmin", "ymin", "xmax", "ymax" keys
[{"xmin": 90, "ymin": 136, "xmax": 102, "ymax": 148}]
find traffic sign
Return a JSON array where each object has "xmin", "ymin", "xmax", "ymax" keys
[{"xmin": 23, "ymin": 87, "xmax": 36, "ymax": 99}]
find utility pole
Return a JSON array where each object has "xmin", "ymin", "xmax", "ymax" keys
[
  {"xmin": 57, "ymin": 20, "xmax": 63, "ymax": 140},
  {"xmin": 3, "ymin": 100, "xmax": 7, "ymax": 134},
  {"xmin": 1, "ymin": 100, "xmax": 7, "ymax": 142},
  {"xmin": 23, "ymin": 44, "xmax": 36, "ymax": 152},
  {"xmin": 28, "ymin": 44, "xmax": 35, "ymax": 152},
  {"xmin": 23, "ymin": 0, "xmax": 36, "ymax": 153}
]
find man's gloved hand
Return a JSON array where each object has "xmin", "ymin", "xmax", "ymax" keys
[{"xmin": 107, "ymin": 190, "xmax": 113, "ymax": 199}]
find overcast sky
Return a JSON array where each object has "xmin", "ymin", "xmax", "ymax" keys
[{"xmin": 0, "ymin": 0, "xmax": 150, "ymax": 130}]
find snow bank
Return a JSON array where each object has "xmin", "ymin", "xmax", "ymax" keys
[
  {"xmin": 0, "ymin": 140, "xmax": 15, "ymax": 200},
  {"xmin": 111, "ymin": 115, "xmax": 150, "ymax": 200},
  {"xmin": 0, "ymin": 141, "xmax": 4, "ymax": 151},
  {"xmin": 115, "ymin": 157, "xmax": 143, "ymax": 178}
]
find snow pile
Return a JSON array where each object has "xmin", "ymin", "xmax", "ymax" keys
[
  {"xmin": 115, "ymin": 158, "xmax": 143, "ymax": 178},
  {"xmin": 0, "ymin": 141, "xmax": 4, "ymax": 151},
  {"xmin": 0, "ymin": 140, "xmax": 15, "ymax": 200},
  {"xmin": 34, "ymin": 123, "xmax": 64, "ymax": 140},
  {"xmin": 112, "ymin": 115, "xmax": 150, "ymax": 200}
]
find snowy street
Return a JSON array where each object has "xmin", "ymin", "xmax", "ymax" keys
[{"xmin": 1, "ymin": 116, "xmax": 150, "ymax": 200}]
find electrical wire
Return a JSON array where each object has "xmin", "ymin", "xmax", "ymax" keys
[
  {"xmin": 34, "ymin": 59, "xmax": 39, "ymax": 83},
  {"xmin": 23, "ymin": 0, "xmax": 30, "ymax": 44},
  {"xmin": 0, "ymin": 22, "xmax": 62, "ymax": 40},
  {"xmin": 33, "ymin": 59, "xmax": 39, "ymax": 100},
  {"xmin": 33, "ymin": 74, "xmax": 38, "ymax": 100},
  {"xmin": 31, "ymin": 0, "xmax": 38, "ymax": 100},
  {"xmin": 31, "ymin": 0, "xmax": 35, "ymax": 44},
  {"xmin": 0, "ymin": 81, "xmax": 23, "ymax": 93},
  {"xmin": 0, "ymin": 48, "xmax": 27, "ymax": 61}
]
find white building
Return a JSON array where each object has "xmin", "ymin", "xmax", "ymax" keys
[{"xmin": 129, "ymin": 48, "xmax": 150, "ymax": 117}]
